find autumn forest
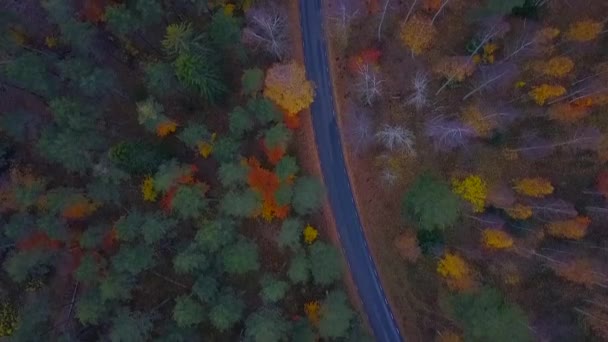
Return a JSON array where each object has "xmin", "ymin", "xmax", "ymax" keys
[
  {"xmin": 328, "ymin": 0, "xmax": 608, "ymax": 340},
  {"xmin": 0, "ymin": 0, "xmax": 371, "ymax": 341}
]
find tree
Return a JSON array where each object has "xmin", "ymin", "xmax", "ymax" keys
[
  {"xmin": 173, "ymin": 242, "xmax": 208, "ymax": 274},
  {"xmin": 209, "ymin": 11, "xmax": 242, "ymax": 51},
  {"xmin": 513, "ymin": 178, "xmax": 554, "ymax": 198},
  {"xmin": 450, "ymin": 287, "xmax": 532, "ymax": 342},
  {"xmin": 58, "ymin": 58, "xmax": 116, "ymax": 97},
  {"xmin": 260, "ymin": 274, "xmax": 289, "ymax": 303},
  {"xmin": 400, "ymin": 15, "xmax": 436, "ymax": 55},
  {"xmin": 243, "ymin": 6, "xmax": 290, "ymax": 60},
  {"xmin": 173, "ymin": 296, "xmax": 205, "ymax": 328},
  {"xmin": 275, "ymin": 156, "xmax": 299, "ymax": 181},
  {"xmin": 375, "ymin": 124, "xmax": 416, "ymax": 154},
  {"xmin": 546, "ymin": 216, "xmax": 590, "ymax": 240},
  {"xmin": 162, "ymin": 22, "xmax": 198, "ymax": 55},
  {"xmin": 2, "ymin": 53, "xmax": 57, "ymax": 97},
  {"xmin": 278, "ymin": 217, "xmax": 303, "ymax": 250},
  {"xmin": 209, "ymin": 290, "xmax": 244, "ymax": 331},
  {"xmin": 538, "ymin": 57, "xmax": 575, "ymax": 78},
  {"xmin": 394, "ymin": 230, "xmax": 421, "ymax": 263},
  {"xmin": 109, "ymin": 308, "xmax": 153, "ymax": 342},
  {"xmin": 245, "ymin": 307, "xmax": 291, "ymax": 342},
  {"xmin": 174, "ymin": 53, "xmax": 227, "ymax": 103},
  {"xmin": 247, "ymin": 97, "xmax": 282, "ymax": 125},
  {"xmin": 452, "ymin": 175, "xmax": 488, "ymax": 213},
  {"xmin": 145, "ymin": 62, "xmax": 181, "ymax": 96},
  {"xmin": 3, "ymin": 249, "xmax": 55, "ymax": 283},
  {"xmin": 76, "ymin": 289, "xmax": 107, "ymax": 325},
  {"xmin": 433, "ymin": 56, "xmax": 476, "ymax": 82},
  {"xmin": 565, "ymin": 20, "xmax": 603, "ymax": 42},
  {"xmin": 482, "ymin": 229, "xmax": 514, "ymax": 249},
  {"xmin": 221, "ymin": 189, "xmax": 261, "ymax": 217},
  {"xmin": 100, "ymin": 271, "xmax": 134, "ymax": 302},
  {"xmin": 264, "ymin": 123, "xmax": 292, "ymax": 148},
  {"xmin": 229, "ymin": 106, "xmax": 254, "ymax": 137},
  {"xmin": 403, "ymin": 174, "xmax": 461, "ymax": 231},
  {"xmin": 292, "ymin": 177, "xmax": 324, "ymax": 216},
  {"xmin": 424, "ymin": 116, "xmax": 475, "ymax": 152},
  {"xmin": 355, "ymin": 64, "xmax": 383, "ymax": 106},
  {"xmin": 111, "ymin": 243, "xmax": 155, "ymax": 275},
  {"xmin": 242, "ymin": 68, "xmax": 264, "ymax": 96},
  {"xmin": 407, "ymin": 71, "xmax": 430, "ymax": 110},
  {"xmin": 213, "ymin": 136, "xmax": 242, "ymax": 162},
  {"xmin": 264, "ymin": 61, "xmax": 314, "ymax": 114},
  {"xmin": 195, "ymin": 219, "xmax": 237, "ymax": 253},
  {"xmin": 75, "ymin": 253, "xmax": 102, "ymax": 284},
  {"xmin": 437, "ymin": 252, "xmax": 476, "ymax": 291},
  {"xmin": 319, "ymin": 290, "xmax": 355, "ymax": 339},
  {"xmin": 309, "ymin": 242, "xmax": 342, "ymax": 286},
  {"xmin": 37, "ymin": 98, "xmax": 105, "ymax": 173},
  {"xmin": 170, "ymin": 184, "xmax": 208, "ymax": 219},
  {"xmin": 221, "ymin": 238, "xmax": 260, "ymax": 275},
  {"xmin": 192, "ymin": 275, "xmax": 219, "ymax": 303},
  {"xmin": 288, "ymin": 252, "xmax": 311, "ymax": 284},
  {"xmin": 303, "ymin": 224, "xmax": 319, "ymax": 245},
  {"xmin": 529, "ymin": 84, "xmax": 567, "ymax": 105}
]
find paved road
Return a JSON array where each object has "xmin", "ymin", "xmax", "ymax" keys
[{"xmin": 299, "ymin": 1, "xmax": 403, "ymax": 341}]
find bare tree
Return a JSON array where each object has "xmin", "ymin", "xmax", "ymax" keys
[
  {"xmin": 377, "ymin": 0, "xmax": 391, "ymax": 41},
  {"xmin": 356, "ymin": 64, "xmax": 383, "ymax": 106},
  {"xmin": 407, "ymin": 70, "xmax": 430, "ymax": 110},
  {"xmin": 436, "ymin": 19, "xmax": 510, "ymax": 95},
  {"xmin": 513, "ymin": 127, "xmax": 602, "ymax": 159},
  {"xmin": 375, "ymin": 124, "xmax": 416, "ymax": 154},
  {"xmin": 243, "ymin": 5, "xmax": 289, "ymax": 60},
  {"xmin": 346, "ymin": 107, "xmax": 374, "ymax": 154},
  {"xmin": 463, "ymin": 63, "xmax": 519, "ymax": 101},
  {"xmin": 330, "ymin": 0, "xmax": 360, "ymax": 49},
  {"xmin": 424, "ymin": 115, "xmax": 475, "ymax": 152},
  {"xmin": 431, "ymin": 0, "xmax": 451, "ymax": 25}
]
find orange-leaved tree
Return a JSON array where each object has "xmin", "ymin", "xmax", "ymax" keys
[
  {"xmin": 537, "ymin": 57, "xmax": 574, "ymax": 78},
  {"xmin": 546, "ymin": 216, "xmax": 590, "ymax": 240},
  {"xmin": 393, "ymin": 230, "xmax": 421, "ymax": 263},
  {"xmin": 400, "ymin": 15, "xmax": 437, "ymax": 55},
  {"xmin": 437, "ymin": 252, "xmax": 476, "ymax": 291},
  {"xmin": 264, "ymin": 61, "xmax": 314, "ymax": 115},
  {"xmin": 513, "ymin": 177, "xmax": 554, "ymax": 197},
  {"xmin": 552, "ymin": 258, "xmax": 602, "ymax": 288},
  {"xmin": 565, "ymin": 20, "xmax": 604, "ymax": 42},
  {"xmin": 433, "ymin": 56, "xmax": 476, "ymax": 82},
  {"xmin": 548, "ymin": 103, "xmax": 590, "ymax": 124},
  {"xmin": 247, "ymin": 158, "xmax": 289, "ymax": 221}
]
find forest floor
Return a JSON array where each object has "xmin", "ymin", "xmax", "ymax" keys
[
  {"xmin": 286, "ymin": 0, "xmax": 367, "ymax": 329},
  {"xmin": 323, "ymin": 0, "xmax": 421, "ymax": 339}
]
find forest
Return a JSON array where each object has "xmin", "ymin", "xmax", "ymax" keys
[
  {"xmin": 327, "ymin": 0, "xmax": 608, "ymax": 340},
  {"xmin": 0, "ymin": 0, "xmax": 370, "ymax": 340}
]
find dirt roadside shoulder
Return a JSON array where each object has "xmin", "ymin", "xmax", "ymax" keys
[
  {"xmin": 285, "ymin": 0, "xmax": 367, "ymax": 329},
  {"xmin": 321, "ymin": 0, "xmax": 419, "ymax": 339}
]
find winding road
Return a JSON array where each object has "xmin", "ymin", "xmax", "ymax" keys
[{"xmin": 299, "ymin": 1, "xmax": 403, "ymax": 341}]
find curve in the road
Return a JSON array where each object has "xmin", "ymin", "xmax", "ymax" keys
[{"xmin": 298, "ymin": 1, "xmax": 403, "ymax": 341}]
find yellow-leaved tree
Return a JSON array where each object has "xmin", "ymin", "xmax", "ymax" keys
[
  {"xmin": 482, "ymin": 229, "xmax": 514, "ymax": 250},
  {"xmin": 452, "ymin": 175, "xmax": 488, "ymax": 213},
  {"xmin": 400, "ymin": 15, "xmax": 437, "ymax": 55},
  {"xmin": 529, "ymin": 84, "xmax": 566, "ymax": 105},
  {"xmin": 437, "ymin": 253, "xmax": 476, "ymax": 291},
  {"xmin": 303, "ymin": 224, "xmax": 319, "ymax": 245},
  {"xmin": 538, "ymin": 57, "xmax": 574, "ymax": 78},
  {"xmin": 264, "ymin": 61, "xmax": 314, "ymax": 115}
]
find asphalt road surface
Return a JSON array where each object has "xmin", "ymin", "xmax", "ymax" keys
[{"xmin": 299, "ymin": 1, "xmax": 403, "ymax": 341}]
